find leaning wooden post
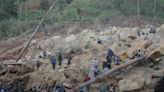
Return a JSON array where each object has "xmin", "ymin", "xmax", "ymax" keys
[{"xmin": 16, "ymin": 0, "xmax": 58, "ymax": 62}]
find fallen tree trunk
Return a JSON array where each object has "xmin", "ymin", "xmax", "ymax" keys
[{"xmin": 72, "ymin": 57, "xmax": 145, "ymax": 92}]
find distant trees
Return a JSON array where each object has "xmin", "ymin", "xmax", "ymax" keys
[
  {"xmin": 40, "ymin": 0, "xmax": 50, "ymax": 10},
  {"xmin": 0, "ymin": 0, "xmax": 18, "ymax": 21}
]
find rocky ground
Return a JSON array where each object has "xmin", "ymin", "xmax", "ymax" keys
[{"xmin": 0, "ymin": 24, "xmax": 164, "ymax": 92}]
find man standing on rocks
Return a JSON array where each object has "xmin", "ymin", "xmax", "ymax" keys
[
  {"xmin": 108, "ymin": 48, "xmax": 115, "ymax": 58},
  {"xmin": 90, "ymin": 58, "xmax": 100, "ymax": 77},
  {"xmin": 83, "ymin": 74, "xmax": 91, "ymax": 92},
  {"xmin": 109, "ymin": 83, "xmax": 115, "ymax": 92},
  {"xmin": 99, "ymin": 83, "xmax": 107, "ymax": 92},
  {"xmin": 150, "ymin": 26, "xmax": 156, "ymax": 34},
  {"xmin": 114, "ymin": 55, "xmax": 121, "ymax": 66},
  {"xmin": 137, "ymin": 29, "xmax": 141, "ymax": 37},
  {"xmin": 67, "ymin": 53, "xmax": 73, "ymax": 65},
  {"xmin": 51, "ymin": 56, "xmax": 57, "ymax": 69},
  {"xmin": 106, "ymin": 55, "xmax": 112, "ymax": 69},
  {"xmin": 58, "ymin": 52, "xmax": 63, "ymax": 66}
]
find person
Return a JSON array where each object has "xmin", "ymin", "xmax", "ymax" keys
[
  {"xmin": 90, "ymin": 58, "xmax": 100, "ymax": 77},
  {"xmin": 18, "ymin": 81, "xmax": 24, "ymax": 92},
  {"xmin": 120, "ymin": 53, "xmax": 127, "ymax": 64},
  {"xmin": 106, "ymin": 55, "xmax": 112, "ymax": 69},
  {"xmin": 0, "ymin": 84, "xmax": 5, "ymax": 92},
  {"xmin": 137, "ymin": 29, "xmax": 141, "ymax": 37},
  {"xmin": 79, "ymin": 87, "xmax": 85, "ymax": 92},
  {"xmin": 43, "ymin": 50, "xmax": 47, "ymax": 57},
  {"xmin": 99, "ymin": 83, "xmax": 107, "ymax": 92},
  {"xmin": 58, "ymin": 52, "xmax": 63, "ymax": 66},
  {"xmin": 57, "ymin": 84, "xmax": 65, "ymax": 92},
  {"xmin": 108, "ymin": 48, "xmax": 114, "ymax": 58},
  {"xmin": 94, "ymin": 66, "xmax": 100, "ymax": 77},
  {"xmin": 114, "ymin": 55, "xmax": 121, "ymax": 66},
  {"xmin": 106, "ymin": 55, "xmax": 111, "ymax": 63},
  {"xmin": 48, "ymin": 52, "xmax": 52, "ymax": 60},
  {"xmin": 67, "ymin": 53, "xmax": 73, "ymax": 65},
  {"xmin": 103, "ymin": 61, "xmax": 108, "ymax": 69},
  {"xmin": 150, "ymin": 26, "xmax": 156, "ymax": 34},
  {"xmin": 83, "ymin": 75, "xmax": 91, "ymax": 92},
  {"xmin": 90, "ymin": 58, "xmax": 99, "ymax": 69},
  {"xmin": 109, "ymin": 83, "xmax": 115, "ymax": 92},
  {"xmin": 36, "ymin": 59, "xmax": 41, "ymax": 69},
  {"xmin": 51, "ymin": 56, "xmax": 57, "ymax": 69}
]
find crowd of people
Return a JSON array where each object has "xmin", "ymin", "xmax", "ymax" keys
[
  {"xmin": 26, "ymin": 46, "xmax": 145, "ymax": 92},
  {"xmin": 79, "ymin": 48, "xmax": 125, "ymax": 92}
]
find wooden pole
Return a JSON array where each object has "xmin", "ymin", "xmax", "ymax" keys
[
  {"xmin": 16, "ymin": 0, "xmax": 58, "ymax": 62},
  {"xmin": 72, "ymin": 57, "xmax": 145, "ymax": 92}
]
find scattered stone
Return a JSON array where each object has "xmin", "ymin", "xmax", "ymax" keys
[{"xmin": 119, "ymin": 75, "xmax": 144, "ymax": 91}]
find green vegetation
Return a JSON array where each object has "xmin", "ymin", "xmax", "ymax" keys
[{"xmin": 0, "ymin": 0, "xmax": 164, "ymax": 40}]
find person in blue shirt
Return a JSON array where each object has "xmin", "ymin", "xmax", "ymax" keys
[
  {"xmin": 108, "ymin": 48, "xmax": 114, "ymax": 58},
  {"xmin": 51, "ymin": 56, "xmax": 57, "ymax": 69},
  {"xmin": 56, "ymin": 84, "xmax": 65, "ymax": 92}
]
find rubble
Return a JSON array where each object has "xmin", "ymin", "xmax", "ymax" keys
[
  {"xmin": 0, "ymin": 25, "xmax": 164, "ymax": 92},
  {"xmin": 119, "ymin": 75, "xmax": 145, "ymax": 91}
]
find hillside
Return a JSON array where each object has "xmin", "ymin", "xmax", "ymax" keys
[
  {"xmin": 0, "ymin": 0, "xmax": 164, "ymax": 40},
  {"xmin": 0, "ymin": 0, "xmax": 164, "ymax": 92}
]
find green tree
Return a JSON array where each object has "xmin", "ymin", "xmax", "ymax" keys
[
  {"xmin": 0, "ymin": 0, "xmax": 18, "ymax": 21},
  {"xmin": 40, "ymin": 0, "xmax": 50, "ymax": 10}
]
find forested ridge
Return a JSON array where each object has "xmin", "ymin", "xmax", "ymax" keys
[{"xmin": 0, "ymin": 0, "xmax": 164, "ymax": 39}]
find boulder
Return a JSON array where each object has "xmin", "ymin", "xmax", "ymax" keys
[
  {"xmin": 157, "ymin": 24, "xmax": 164, "ymax": 39},
  {"xmin": 119, "ymin": 74, "xmax": 144, "ymax": 91},
  {"xmin": 158, "ymin": 42, "xmax": 164, "ymax": 55},
  {"xmin": 152, "ymin": 69, "xmax": 164, "ymax": 78},
  {"xmin": 64, "ymin": 69, "xmax": 80, "ymax": 79},
  {"xmin": 119, "ymin": 30, "xmax": 137, "ymax": 41},
  {"xmin": 148, "ymin": 42, "xmax": 164, "ymax": 60},
  {"xmin": 148, "ymin": 34, "xmax": 160, "ymax": 43}
]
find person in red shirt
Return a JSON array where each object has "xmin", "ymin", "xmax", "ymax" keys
[{"xmin": 83, "ymin": 75, "xmax": 91, "ymax": 92}]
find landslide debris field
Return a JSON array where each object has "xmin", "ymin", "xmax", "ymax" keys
[{"xmin": 0, "ymin": 24, "xmax": 164, "ymax": 92}]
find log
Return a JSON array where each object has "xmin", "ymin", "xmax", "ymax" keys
[
  {"xmin": 0, "ymin": 62, "xmax": 24, "ymax": 65},
  {"xmin": 72, "ymin": 57, "xmax": 145, "ymax": 92},
  {"xmin": 16, "ymin": 0, "xmax": 58, "ymax": 62}
]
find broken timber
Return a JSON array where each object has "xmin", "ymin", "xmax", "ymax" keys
[
  {"xmin": 72, "ymin": 57, "xmax": 146, "ymax": 92},
  {"xmin": 0, "ymin": 62, "xmax": 24, "ymax": 65}
]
